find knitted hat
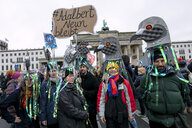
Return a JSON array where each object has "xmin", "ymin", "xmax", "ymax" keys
[
  {"xmin": 12, "ymin": 72, "xmax": 21, "ymax": 80},
  {"xmin": 153, "ymin": 49, "xmax": 163, "ymax": 62},
  {"xmin": 6, "ymin": 70, "xmax": 14, "ymax": 78},
  {"xmin": 106, "ymin": 62, "xmax": 119, "ymax": 71}
]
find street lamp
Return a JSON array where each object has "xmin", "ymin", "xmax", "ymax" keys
[{"xmin": 25, "ymin": 51, "xmax": 30, "ymax": 71}]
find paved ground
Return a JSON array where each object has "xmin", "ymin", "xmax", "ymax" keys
[{"xmin": 1, "ymin": 100, "xmax": 192, "ymax": 128}]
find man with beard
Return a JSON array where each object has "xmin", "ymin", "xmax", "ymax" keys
[
  {"xmin": 140, "ymin": 49, "xmax": 189, "ymax": 128},
  {"xmin": 79, "ymin": 63, "xmax": 100, "ymax": 128}
]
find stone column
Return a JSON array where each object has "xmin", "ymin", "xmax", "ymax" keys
[
  {"xmin": 97, "ymin": 52, "xmax": 104, "ymax": 68},
  {"xmin": 136, "ymin": 45, "xmax": 139, "ymax": 60},
  {"xmin": 123, "ymin": 46, "xmax": 128, "ymax": 55},
  {"xmin": 127, "ymin": 45, "xmax": 131, "ymax": 57}
]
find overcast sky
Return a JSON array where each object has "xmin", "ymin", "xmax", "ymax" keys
[{"xmin": 0, "ymin": 0, "xmax": 192, "ymax": 56}]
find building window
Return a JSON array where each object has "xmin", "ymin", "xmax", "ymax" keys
[
  {"xmin": 6, "ymin": 59, "xmax": 8, "ymax": 63},
  {"xmin": 177, "ymin": 45, "xmax": 179, "ymax": 48},
  {"xmin": 6, "ymin": 54, "xmax": 8, "ymax": 56},
  {"xmin": 10, "ymin": 53, "xmax": 12, "ymax": 56},
  {"xmin": 23, "ymin": 53, "xmax": 25, "ymax": 55},
  {"xmin": 189, "ymin": 55, "xmax": 191, "ymax": 59},
  {"xmin": 189, "ymin": 49, "xmax": 191, "ymax": 53},
  {"xmin": 36, "ymin": 57, "xmax": 38, "ymax": 61},
  {"xmin": 180, "ymin": 45, "xmax": 182, "ymax": 47},
  {"xmin": 31, "ymin": 52, "xmax": 34, "ymax": 55},
  {"xmin": 1, "ymin": 54, "xmax": 4, "ymax": 57},
  {"xmin": 2, "ymin": 59, "xmax": 4, "ymax": 63},
  {"xmin": 10, "ymin": 59, "xmax": 12, "ymax": 63},
  {"xmin": 173, "ymin": 45, "xmax": 175, "ymax": 48},
  {"xmin": 40, "ymin": 52, "xmax": 42, "ymax": 55},
  {"xmin": 188, "ymin": 44, "xmax": 190, "ymax": 47},
  {"xmin": 36, "ymin": 64, "xmax": 38, "ymax": 69},
  {"xmin": 179, "ymin": 49, "xmax": 185, "ymax": 54},
  {"xmin": 19, "ymin": 53, "xmax": 21, "ymax": 56},
  {"xmin": 32, "ymin": 57, "xmax": 34, "ymax": 61},
  {"xmin": 36, "ymin": 52, "xmax": 38, "ymax": 55},
  {"xmin": 6, "ymin": 65, "xmax": 8, "ymax": 70},
  {"xmin": 184, "ymin": 45, "xmax": 186, "ymax": 47},
  {"xmin": 10, "ymin": 65, "xmax": 12, "ymax": 70},
  {"xmin": 2, "ymin": 66, "xmax": 4, "ymax": 71},
  {"xmin": 14, "ymin": 53, "xmax": 17, "ymax": 56},
  {"xmin": 32, "ymin": 64, "xmax": 34, "ymax": 69}
]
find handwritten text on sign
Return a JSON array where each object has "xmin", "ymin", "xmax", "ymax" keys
[{"xmin": 52, "ymin": 5, "xmax": 97, "ymax": 38}]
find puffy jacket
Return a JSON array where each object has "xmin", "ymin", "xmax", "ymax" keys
[
  {"xmin": 58, "ymin": 83, "xmax": 88, "ymax": 128},
  {"xmin": 140, "ymin": 67, "xmax": 189, "ymax": 127},
  {"xmin": 97, "ymin": 73, "xmax": 136, "ymax": 119},
  {"xmin": 39, "ymin": 80, "xmax": 58, "ymax": 126}
]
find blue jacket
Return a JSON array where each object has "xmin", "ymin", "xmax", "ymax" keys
[{"xmin": 39, "ymin": 80, "xmax": 58, "ymax": 126}]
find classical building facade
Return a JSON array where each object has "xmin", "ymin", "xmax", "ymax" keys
[
  {"xmin": 0, "ymin": 40, "xmax": 8, "ymax": 51},
  {"xmin": 0, "ymin": 48, "xmax": 44, "ymax": 74},
  {"xmin": 172, "ymin": 41, "xmax": 192, "ymax": 60},
  {"xmin": 71, "ymin": 30, "xmax": 143, "ymax": 67},
  {"xmin": 38, "ymin": 56, "xmax": 64, "ymax": 70}
]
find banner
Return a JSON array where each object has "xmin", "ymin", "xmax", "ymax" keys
[
  {"xmin": 52, "ymin": 5, "xmax": 97, "ymax": 38},
  {"xmin": 44, "ymin": 33, "xmax": 57, "ymax": 49},
  {"xmin": 87, "ymin": 53, "xmax": 95, "ymax": 65}
]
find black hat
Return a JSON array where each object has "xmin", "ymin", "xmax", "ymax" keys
[
  {"xmin": 64, "ymin": 69, "xmax": 73, "ymax": 79},
  {"xmin": 187, "ymin": 62, "xmax": 192, "ymax": 72},
  {"xmin": 80, "ymin": 58, "xmax": 88, "ymax": 67},
  {"xmin": 153, "ymin": 49, "xmax": 163, "ymax": 62}
]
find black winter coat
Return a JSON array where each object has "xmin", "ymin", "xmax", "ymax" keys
[
  {"xmin": 133, "ymin": 74, "xmax": 144, "ymax": 99},
  {"xmin": 58, "ymin": 83, "xmax": 88, "ymax": 128},
  {"xmin": 39, "ymin": 80, "xmax": 58, "ymax": 126},
  {"xmin": 0, "ymin": 88, "xmax": 37, "ymax": 128},
  {"xmin": 81, "ymin": 72, "xmax": 99, "ymax": 114}
]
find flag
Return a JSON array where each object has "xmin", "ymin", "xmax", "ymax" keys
[{"xmin": 44, "ymin": 33, "xmax": 57, "ymax": 49}]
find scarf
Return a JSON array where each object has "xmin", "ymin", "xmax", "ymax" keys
[{"xmin": 108, "ymin": 73, "xmax": 119, "ymax": 97}]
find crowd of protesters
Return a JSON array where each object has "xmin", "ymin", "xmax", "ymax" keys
[{"xmin": 0, "ymin": 55, "xmax": 192, "ymax": 128}]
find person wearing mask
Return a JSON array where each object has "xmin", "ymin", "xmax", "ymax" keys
[
  {"xmin": 97, "ymin": 62, "xmax": 136, "ymax": 128},
  {"xmin": 39, "ymin": 62, "xmax": 59, "ymax": 128},
  {"xmin": 58, "ymin": 68, "xmax": 89, "ymax": 128}
]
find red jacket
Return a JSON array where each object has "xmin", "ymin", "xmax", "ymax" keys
[{"xmin": 97, "ymin": 73, "xmax": 136, "ymax": 118}]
